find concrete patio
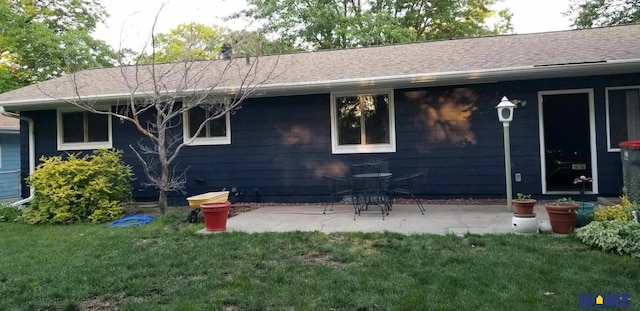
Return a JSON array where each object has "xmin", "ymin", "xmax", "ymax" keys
[{"xmin": 200, "ymin": 204, "xmax": 551, "ymax": 235}]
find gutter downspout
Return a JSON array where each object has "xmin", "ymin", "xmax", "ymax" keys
[{"xmin": 0, "ymin": 107, "xmax": 35, "ymax": 206}]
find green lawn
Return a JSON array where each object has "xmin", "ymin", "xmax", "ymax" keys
[{"xmin": 0, "ymin": 213, "xmax": 638, "ymax": 311}]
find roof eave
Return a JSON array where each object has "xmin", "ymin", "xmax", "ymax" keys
[
  {"xmin": 256, "ymin": 58, "xmax": 640, "ymax": 96},
  {"xmin": 0, "ymin": 126, "xmax": 19, "ymax": 134},
  {"xmin": 2, "ymin": 58, "xmax": 640, "ymax": 110}
]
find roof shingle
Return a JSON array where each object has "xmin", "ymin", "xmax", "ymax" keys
[
  {"xmin": 0, "ymin": 115, "xmax": 19, "ymax": 127},
  {"xmin": 1, "ymin": 24, "xmax": 640, "ymax": 105}
]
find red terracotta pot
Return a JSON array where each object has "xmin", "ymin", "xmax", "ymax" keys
[
  {"xmin": 201, "ymin": 201, "xmax": 231, "ymax": 232},
  {"xmin": 544, "ymin": 203, "xmax": 578, "ymax": 234},
  {"xmin": 513, "ymin": 199, "xmax": 537, "ymax": 215}
]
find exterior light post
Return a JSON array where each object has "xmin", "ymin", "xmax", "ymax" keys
[{"xmin": 496, "ymin": 96, "xmax": 516, "ymax": 212}]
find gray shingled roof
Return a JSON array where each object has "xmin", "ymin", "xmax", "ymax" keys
[
  {"xmin": 0, "ymin": 115, "xmax": 19, "ymax": 128},
  {"xmin": 2, "ymin": 24, "xmax": 640, "ymax": 108}
]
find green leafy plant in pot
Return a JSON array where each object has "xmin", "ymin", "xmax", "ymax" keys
[
  {"xmin": 513, "ymin": 193, "xmax": 537, "ymax": 215},
  {"xmin": 544, "ymin": 197, "xmax": 578, "ymax": 234}
]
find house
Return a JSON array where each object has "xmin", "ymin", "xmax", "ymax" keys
[
  {"xmin": 1, "ymin": 25, "xmax": 640, "ymax": 204},
  {"xmin": 0, "ymin": 115, "xmax": 20, "ymax": 200}
]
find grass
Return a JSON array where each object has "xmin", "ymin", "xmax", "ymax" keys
[{"xmin": 0, "ymin": 212, "xmax": 638, "ymax": 311}]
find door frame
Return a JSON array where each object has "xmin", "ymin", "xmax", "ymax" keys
[{"xmin": 538, "ymin": 89, "xmax": 599, "ymax": 195}]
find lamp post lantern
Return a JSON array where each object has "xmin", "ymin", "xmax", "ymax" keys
[{"xmin": 496, "ymin": 96, "xmax": 516, "ymax": 211}]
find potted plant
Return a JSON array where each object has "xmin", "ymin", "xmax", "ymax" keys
[
  {"xmin": 513, "ymin": 193, "xmax": 537, "ymax": 215},
  {"xmin": 511, "ymin": 193, "xmax": 539, "ymax": 234},
  {"xmin": 544, "ymin": 198, "xmax": 578, "ymax": 234},
  {"xmin": 573, "ymin": 175, "xmax": 595, "ymax": 227}
]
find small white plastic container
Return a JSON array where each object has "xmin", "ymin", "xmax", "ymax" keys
[{"xmin": 512, "ymin": 214, "xmax": 538, "ymax": 234}]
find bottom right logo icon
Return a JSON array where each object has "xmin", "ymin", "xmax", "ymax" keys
[{"xmin": 579, "ymin": 293, "xmax": 631, "ymax": 310}]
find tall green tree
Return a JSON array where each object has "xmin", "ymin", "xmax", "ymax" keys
[
  {"xmin": 140, "ymin": 23, "xmax": 227, "ymax": 63},
  {"xmin": 226, "ymin": 30, "xmax": 300, "ymax": 57},
  {"xmin": 137, "ymin": 23, "xmax": 297, "ymax": 64},
  {"xmin": 567, "ymin": 0, "xmax": 640, "ymax": 28},
  {"xmin": 0, "ymin": 0, "xmax": 117, "ymax": 93},
  {"xmin": 228, "ymin": 0, "xmax": 513, "ymax": 50}
]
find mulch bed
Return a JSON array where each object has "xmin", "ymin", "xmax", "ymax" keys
[
  {"xmin": 127, "ymin": 198, "xmax": 508, "ymax": 220},
  {"xmin": 227, "ymin": 198, "xmax": 507, "ymax": 218}
]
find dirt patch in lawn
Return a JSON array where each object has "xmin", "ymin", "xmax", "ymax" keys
[
  {"xmin": 300, "ymin": 251, "xmax": 345, "ymax": 267},
  {"xmin": 80, "ymin": 292, "xmax": 139, "ymax": 311},
  {"xmin": 461, "ymin": 237, "xmax": 486, "ymax": 251}
]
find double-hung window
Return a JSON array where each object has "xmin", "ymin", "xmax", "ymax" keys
[
  {"xmin": 606, "ymin": 86, "xmax": 640, "ymax": 151},
  {"xmin": 330, "ymin": 90, "xmax": 396, "ymax": 154},
  {"xmin": 183, "ymin": 107, "xmax": 231, "ymax": 145},
  {"xmin": 57, "ymin": 109, "xmax": 112, "ymax": 150}
]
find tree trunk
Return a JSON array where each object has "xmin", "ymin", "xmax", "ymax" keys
[
  {"xmin": 157, "ymin": 110, "xmax": 169, "ymax": 215},
  {"xmin": 158, "ymin": 189, "xmax": 167, "ymax": 215},
  {"xmin": 158, "ymin": 160, "xmax": 170, "ymax": 214}
]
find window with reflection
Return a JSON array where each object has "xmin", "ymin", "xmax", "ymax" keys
[
  {"xmin": 57, "ymin": 109, "xmax": 111, "ymax": 150},
  {"xmin": 183, "ymin": 107, "xmax": 230, "ymax": 145},
  {"xmin": 607, "ymin": 87, "xmax": 640, "ymax": 151},
  {"xmin": 331, "ymin": 91, "xmax": 395, "ymax": 154}
]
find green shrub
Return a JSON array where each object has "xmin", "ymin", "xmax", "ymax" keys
[
  {"xmin": 0, "ymin": 203, "xmax": 23, "ymax": 222},
  {"xmin": 25, "ymin": 149, "xmax": 133, "ymax": 224},
  {"xmin": 594, "ymin": 204, "xmax": 632, "ymax": 221},
  {"xmin": 575, "ymin": 220, "xmax": 640, "ymax": 258}
]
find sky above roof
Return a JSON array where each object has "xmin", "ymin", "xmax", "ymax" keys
[{"xmin": 93, "ymin": 0, "xmax": 573, "ymax": 51}]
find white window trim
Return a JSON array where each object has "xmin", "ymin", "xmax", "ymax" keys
[
  {"xmin": 605, "ymin": 85, "xmax": 640, "ymax": 152},
  {"xmin": 182, "ymin": 110, "xmax": 231, "ymax": 146},
  {"xmin": 538, "ymin": 88, "xmax": 598, "ymax": 195},
  {"xmin": 330, "ymin": 89, "xmax": 396, "ymax": 154},
  {"xmin": 56, "ymin": 108, "xmax": 113, "ymax": 151}
]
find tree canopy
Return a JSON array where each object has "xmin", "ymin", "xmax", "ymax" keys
[
  {"xmin": 567, "ymin": 0, "xmax": 640, "ymax": 28},
  {"xmin": 137, "ymin": 23, "xmax": 297, "ymax": 64},
  {"xmin": 140, "ymin": 23, "xmax": 227, "ymax": 63},
  {"xmin": 229, "ymin": 0, "xmax": 513, "ymax": 50},
  {"xmin": 0, "ymin": 0, "xmax": 117, "ymax": 93}
]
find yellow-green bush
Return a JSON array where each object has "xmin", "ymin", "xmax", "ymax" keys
[
  {"xmin": 594, "ymin": 197, "xmax": 633, "ymax": 222},
  {"xmin": 25, "ymin": 149, "xmax": 133, "ymax": 224}
]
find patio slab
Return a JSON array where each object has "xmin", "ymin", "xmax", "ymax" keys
[{"xmin": 198, "ymin": 204, "xmax": 551, "ymax": 235}]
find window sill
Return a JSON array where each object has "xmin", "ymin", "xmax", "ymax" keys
[
  {"xmin": 184, "ymin": 137, "xmax": 231, "ymax": 146},
  {"xmin": 332, "ymin": 144, "xmax": 395, "ymax": 154},
  {"xmin": 57, "ymin": 141, "xmax": 113, "ymax": 151}
]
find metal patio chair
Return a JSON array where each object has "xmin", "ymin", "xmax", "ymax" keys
[
  {"xmin": 322, "ymin": 174, "xmax": 352, "ymax": 214},
  {"xmin": 389, "ymin": 170, "xmax": 426, "ymax": 215},
  {"xmin": 363, "ymin": 158, "xmax": 389, "ymax": 173},
  {"xmin": 351, "ymin": 162, "xmax": 391, "ymax": 220}
]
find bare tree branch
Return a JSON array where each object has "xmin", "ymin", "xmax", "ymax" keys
[{"xmin": 35, "ymin": 4, "xmax": 285, "ymax": 213}]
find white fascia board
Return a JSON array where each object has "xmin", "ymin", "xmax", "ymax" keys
[{"xmin": 0, "ymin": 126, "xmax": 19, "ymax": 133}]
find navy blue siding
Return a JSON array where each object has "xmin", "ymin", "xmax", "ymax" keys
[
  {"xmin": 19, "ymin": 73, "xmax": 640, "ymax": 204},
  {"xmin": 0, "ymin": 132, "xmax": 20, "ymax": 199}
]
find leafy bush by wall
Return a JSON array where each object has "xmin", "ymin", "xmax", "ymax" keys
[
  {"xmin": 25, "ymin": 149, "xmax": 133, "ymax": 224},
  {"xmin": 0, "ymin": 203, "xmax": 23, "ymax": 222},
  {"xmin": 575, "ymin": 220, "xmax": 640, "ymax": 258},
  {"xmin": 594, "ymin": 204, "xmax": 632, "ymax": 221}
]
